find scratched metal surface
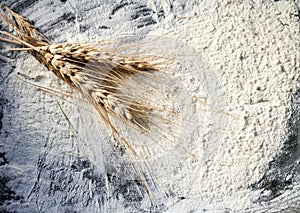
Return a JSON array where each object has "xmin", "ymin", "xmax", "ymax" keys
[{"xmin": 0, "ymin": 0, "xmax": 299, "ymax": 212}]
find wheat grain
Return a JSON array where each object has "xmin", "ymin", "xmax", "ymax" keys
[{"xmin": 0, "ymin": 4, "xmax": 192, "ymax": 204}]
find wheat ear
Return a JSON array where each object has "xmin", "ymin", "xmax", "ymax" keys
[{"xmin": 0, "ymin": 4, "xmax": 184, "ymax": 203}]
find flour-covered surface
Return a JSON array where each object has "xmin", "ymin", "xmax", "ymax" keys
[{"xmin": 0, "ymin": 0, "xmax": 299, "ymax": 212}]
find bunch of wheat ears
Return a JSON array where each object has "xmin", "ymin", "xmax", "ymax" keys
[{"xmin": 0, "ymin": 4, "xmax": 200, "ymax": 204}]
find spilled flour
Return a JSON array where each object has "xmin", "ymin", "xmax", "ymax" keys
[
  {"xmin": 159, "ymin": 0, "xmax": 300, "ymax": 210},
  {"xmin": 0, "ymin": 0, "xmax": 299, "ymax": 212}
]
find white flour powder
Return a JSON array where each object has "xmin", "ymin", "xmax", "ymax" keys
[{"xmin": 0, "ymin": 0, "xmax": 299, "ymax": 212}]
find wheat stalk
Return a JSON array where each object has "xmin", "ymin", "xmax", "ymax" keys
[
  {"xmin": 0, "ymin": 4, "xmax": 158, "ymax": 149},
  {"xmin": 0, "ymin": 4, "xmax": 189, "ymax": 204}
]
